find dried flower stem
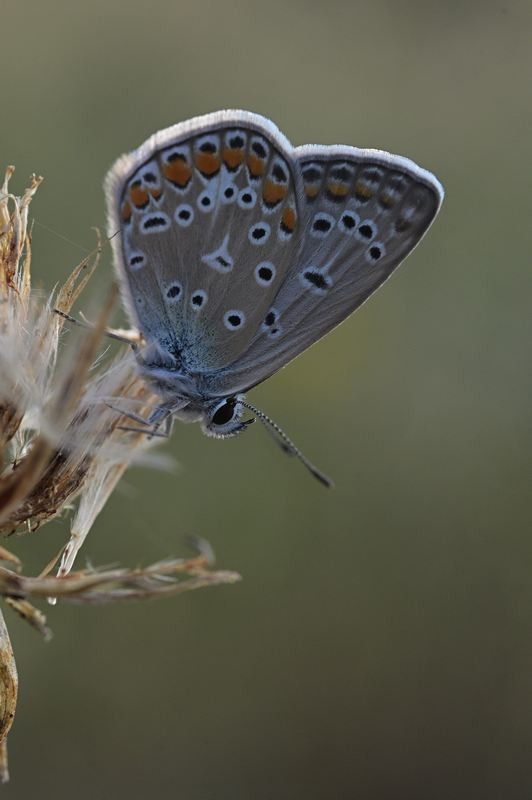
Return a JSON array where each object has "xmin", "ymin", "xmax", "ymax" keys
[
  {"xmin": 0, "ymin": 610, "xmax": 17, "ymax": 783},
  {"xmin": 0, "ymin": 166, "xmax": 241, "ymax": 782},
  {"xmin": 0, "ymin": 554, "xmax": 241, "ymax": 606}
]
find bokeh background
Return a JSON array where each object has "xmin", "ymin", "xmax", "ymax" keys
[{"xmin": 2, "ymin": 0, "xmax": 532, "ymax": 797}]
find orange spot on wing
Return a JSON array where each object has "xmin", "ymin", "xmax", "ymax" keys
[
  {"xmin": 304, "ymin": 184, "xmax": 320, "ymax": 198},
  {"xmin": 150, "ymin": 188, "xmax": 162, "ymax": 201},
  {"xmin": 163, "ymin": 159, "xmax": 192, "ymax": 188},
  {"xmin": 395, "ymin": 217, "xmax": 411, "ymax": 232},
  {"xmin": 247, "ymin": 154, "xmax": 266, "ymax": 177},
  {"xmin": 262, "ymin": 180, "xmax": 287, "ymax": 205},
  {"xmin": 194, "ymin": 152, "xmax": 221, "ymax": 176},
  {"xmin": 281, "ymin": 206, "xmax": 297, "ymax": 232},
  {"xmin": 354, "ymin": 181, "xmax": 373, "ymax": 200},
  {"xmin": 121, "ymin": 201, "xmax": 132, "ymax": 223},
  {"xmin": 327, "ymin": 181, "xmax": 349, "ymax": 197},
  {"xmin": 379, "ymin": 191, "xmax": 394, "ymax": 208},
  {"xmin": 129, "ymin": 185, "xmax": 149, "ymax": 208},
  {"xmin": 222, "ymin": 147, "xmax": 244, "ymax": 169}
]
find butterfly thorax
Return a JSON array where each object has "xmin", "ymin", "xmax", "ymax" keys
[{"xmin": 135, "ymin": 345, "xmax": 249, "ymax": 439}]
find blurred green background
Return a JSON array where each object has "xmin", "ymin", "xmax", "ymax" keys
[{"xmin": 2, "ymin": 0, "xmax": 532, "ymax": 796}]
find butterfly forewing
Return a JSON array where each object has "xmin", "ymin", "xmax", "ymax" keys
[
  {"xmin": 106, "ymin": 112, "xmax": 301, "ymax": 373},
  {"xmin": 106, "ymin": 111, "xmax": 443, "ymax": 400},
  {"xmin": 206, "ymin": 144, "xmax": 443, "ymax": 395}
]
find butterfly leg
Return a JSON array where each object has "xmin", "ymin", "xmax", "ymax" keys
[
  {"xmin": 105, "ymin": 402, "xmax": 154, "ymax": 427},
  {"xmin": 111, "ymin": 401, "xmax": 177, "ymax": 439},
  {"xmin": 115, "ymin": 424, "xmax": 169, "ymax": 439}
]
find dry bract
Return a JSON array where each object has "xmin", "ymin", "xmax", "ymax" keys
[{"xmin": 0, "ymin": 166, "xmax": 240, "ymax": 781}]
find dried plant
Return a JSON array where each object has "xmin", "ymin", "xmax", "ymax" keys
[{"xmin": 0, "ymin": 166, "xmax": 240, "ymax": 781}]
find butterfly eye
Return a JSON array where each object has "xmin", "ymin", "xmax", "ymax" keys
[
  {"xmin": 211, "ymin": 400, "xmax": 236, "ymax": 426},
  {"xmin": 203, "ymin": 397, "xmax": 250, "ymax": 439}
]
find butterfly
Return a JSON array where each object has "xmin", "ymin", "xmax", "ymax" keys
[{"xmin": 104, "ymin": 110, "xmax": 444, "ymax": 486}]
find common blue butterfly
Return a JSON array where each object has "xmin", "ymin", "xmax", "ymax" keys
[{"xmin": 105, "ymin": 111, "xmax": 444, "ymax": 485}]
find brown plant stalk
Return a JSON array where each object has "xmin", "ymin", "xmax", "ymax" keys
[{"xmin": 0, "ymin": 166, "xmax": 240, "ymax": 781}]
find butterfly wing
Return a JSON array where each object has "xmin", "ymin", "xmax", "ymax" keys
[
  {"xmin": 205, "ymin": 144, "xmax": 444, "ymax": 396},
  {"xmin": 105, "ymin": 111, "xmax": 302, "ymax": 373}
]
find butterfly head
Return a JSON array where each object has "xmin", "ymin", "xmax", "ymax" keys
[{"xmin": 201, "ymin": 395, "xmax": 254, "ymax": 439}]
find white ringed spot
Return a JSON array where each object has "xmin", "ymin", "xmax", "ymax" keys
[
  {"xmin": 221, "ymin": 183, "xmax": 237, "ymax": 204},
  {"xmin": 338, "ymin": 210, "xmax": 360, "ymax": 235},
  {"xmin": 299, "ymin": 267, "xmax": 332, "ymax": 295},
  {"xmin": 165, "ymin": 282, "xmax": 183, "ymax": 303},
  {"xmin": 140, "ymin": 213, "xmax": 170, "ymax": 234},
  {"xmin": 128, "ymin": 252, "xmax": 146, "ymax": 271},
  {"xmin": 310, "ymin": 212, "xmax": 336, "ymax": 238},
  {"xmin": 365, "ymin": 242, "xmax": 386, "ymax": 263},
  {"xmin": 223, "ymin": 309, "xmax": 246, "ymax": 330},
  {"xmin": 254, "ymin": 261, "xmax": 276, "ymax": 287},
  {"xmin": 175, "ymin": 204, "xmax": 194, "ymax": 227},
  {"xmin": 197, "ymin": 189, "xmax": 215, "ymax": 213},
  {"xmin": 356, "ymin": 219, "xmax": 377, "ymax": 241},
  {"xmin": 190, "ymin": 289, "xmax": 208, "ymax": 310},
  {"xmin": 248, "ymin": 222, "xmax": 271, "ymax": 245},
  {"xmin": 202, "ymin": 234, "xmax": 233, "ymax": 273},
  {"xmin": 237, "ymin": 188, "xmax": 257, "ymax": 209}
]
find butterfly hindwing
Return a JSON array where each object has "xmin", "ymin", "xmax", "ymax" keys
[
  {"xmin": 206, "ymin": 144, "xmax": 443, "ymax": 395},
  {"xmin": 106, "ymin": 112, "xmax": 443, "ymax": 398},
  {"xmin": 106, "ymin": 111, "xmax": 302, "ymax": 373}
]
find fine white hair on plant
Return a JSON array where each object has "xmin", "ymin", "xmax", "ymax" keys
[
  {"xmin": 0, "ymin": 166, "xmax": 239, "ymax": 781},
  {"xmin": 0, "ymin": 166, "xmax": 163, "ymax": 560}
]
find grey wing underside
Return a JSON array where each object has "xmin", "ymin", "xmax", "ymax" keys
[
  {"xmin": 105, "ymin": 111, "xmax": 302, "ymax": 373},
  {"xmin": 204, "ymin": 144, "xmax": 444, "ymax": 397},
  {"xmin": 105, "ymin": 111, "xmax": 443, "ymax": 398}
]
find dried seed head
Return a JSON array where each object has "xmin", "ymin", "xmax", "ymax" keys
[
  {"xmin": 0, "ymin": 166, "xmax": 241, "ymax": 785},
  {"xmin": 0, "ymin": 167, "xmax": 162, "ymax": 572}
]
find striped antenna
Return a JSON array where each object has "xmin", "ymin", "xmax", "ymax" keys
[{"xmin": 238, "ymin": 399, "xmax": 333, "ymax": 489}]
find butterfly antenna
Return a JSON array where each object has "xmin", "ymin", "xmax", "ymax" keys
[{"xmin": 238, "ymin": 399, "xmax": 334, "ymax": 489}]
